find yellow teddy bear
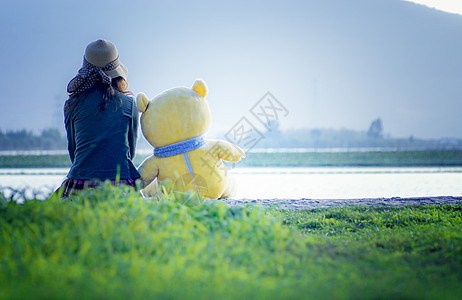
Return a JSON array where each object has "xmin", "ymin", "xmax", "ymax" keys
[{"xmin": 137, "ymin": 79, "xmax": 245, "ymax": 199}]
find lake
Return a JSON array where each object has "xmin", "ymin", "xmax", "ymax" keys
[{"xmin": 1, "ymin": 167, "xmax": 461, "ymax": 199}]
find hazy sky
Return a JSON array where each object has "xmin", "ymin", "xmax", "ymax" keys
[{"xmin": 1, "ymin": 0, "xmax": 461, "ymax": 139}]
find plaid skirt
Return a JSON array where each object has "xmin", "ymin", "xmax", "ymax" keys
[{"xmin": 57, "ymin": 178, "xmax": 138, "ymax": 198}]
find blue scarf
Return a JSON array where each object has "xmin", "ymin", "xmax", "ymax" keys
[
  {"xmin": 154, "ymin": 136, "xmax": 207, "ymax": 189},
  {"xmin": 154, "ymin": 135, "xmax": 206, "ymax": 158}
]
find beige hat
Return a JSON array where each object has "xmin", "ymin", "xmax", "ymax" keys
[{"xmin": 84, "ymin": 39, "xmax": 128, "ymax": 80}]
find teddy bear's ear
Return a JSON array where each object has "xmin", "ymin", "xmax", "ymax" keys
[
  {"xmin": 192, "ymin": 79, "xmax": 208, "ymax": 98},
  {"xmin": 136, "ymin": 92, "xmax": 150, "ymax": 112}
]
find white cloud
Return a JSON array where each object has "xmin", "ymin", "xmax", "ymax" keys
[{"xmin": 404, "ymin": 0, "xmax": 462, "ymax": 15}]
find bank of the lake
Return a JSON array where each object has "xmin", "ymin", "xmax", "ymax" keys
[{"xmin": 0, "ymin": 149, "xmax": 462, "ymax": 168}]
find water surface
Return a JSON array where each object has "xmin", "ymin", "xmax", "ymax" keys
[{"xmin": 1, "ymin": 167, "xmax": 461, "ymax": 199}]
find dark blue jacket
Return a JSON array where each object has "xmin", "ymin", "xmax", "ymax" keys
[{"xmin": 65, "ymin": 88, "xmax": 141, "ymax": 180}]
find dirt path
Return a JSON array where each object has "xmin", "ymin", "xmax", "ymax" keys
[{"xmin": 221, "ymin": 196, "xmax": 462, "ymax": 210}]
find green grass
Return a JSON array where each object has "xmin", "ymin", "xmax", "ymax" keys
[
  {"xmin": 1, "ymin": 149, "xmax": 462, "ymax": 168},
  {"xmin": 0, "ymin": 154, "xmax": 72, "ymax": 168},
  {"xmin": 0, "ymin": 185, "xmax": 461, "ymax": 299},
  {"xmin": 239, "ymin": 150, "xmax": 462, "ymax": 167}
]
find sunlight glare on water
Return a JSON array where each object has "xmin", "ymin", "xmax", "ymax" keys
[
  {"xmin": 0, "ymin": 167, "xmax": 461, "ymax": 199},
  {"xmin": 232, "ymin": 169, "xmax": 462, "ymax": 199}
]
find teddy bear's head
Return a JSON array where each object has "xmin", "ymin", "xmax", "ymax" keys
[{"xmin": 137, "ymin": 79, "xmax": 211, "ymax": 148}]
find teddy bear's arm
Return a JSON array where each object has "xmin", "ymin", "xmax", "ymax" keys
[
  {"xmin": 138, "ymin": 156, "xmax": 159, "ymax": 188},
  {"xmin": 212, "ymin": 140, "xmax": 246, "ymax": 162}
]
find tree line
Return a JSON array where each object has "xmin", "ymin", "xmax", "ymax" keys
[
  {"xmin": 0, "ymin": 128, "xmax": 67, "ymax": 150},
  {"xmin": 2, "ymin": 120, "xmax": 462, "ymax": 151},
  {"xmin": 213, "ymin": 118, "xmax": 462, "ymax": 150}
]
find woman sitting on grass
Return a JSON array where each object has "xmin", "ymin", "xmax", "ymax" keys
[{"xmin": 57, "ymin": 39, "xmax": 140, "ymax": 198}]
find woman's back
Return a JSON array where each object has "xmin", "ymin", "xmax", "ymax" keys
[{"xmin": 66, "ymin": 87, "xmax": 139, "ymax": 180}]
